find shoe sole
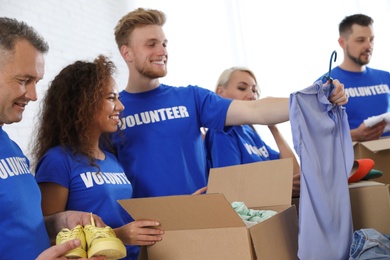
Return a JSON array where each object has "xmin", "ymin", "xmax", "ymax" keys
[
  {"xmin": 88, "ymin": 240, "xmax": 126, "ymax": 259},
  {"xmin": 65, "ymin": 247, "xmax": 87, "ymax": 258}
]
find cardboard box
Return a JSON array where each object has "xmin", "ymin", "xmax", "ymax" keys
[
  {"xmin": 119, "ymin": 158, "xmax": 298, "ymax": 260},
  {"xmin": 353, "ymin": 137, "xmax": 390, "ymax": 185},
  {"xmin": 349, "ymin": 181, "xmax": 390, "ymax": 235},
  {"xmin": 120, "ymin": 193, "xmax": 254, "ymax": 260},
  {"xmin": 207, "ymin": 158, "xmax": 298, "ymax": 260}
]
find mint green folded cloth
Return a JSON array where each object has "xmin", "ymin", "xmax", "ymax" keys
[{"xmin": 232, "ymin": 201, "xmax": 277, "ymax": 225}]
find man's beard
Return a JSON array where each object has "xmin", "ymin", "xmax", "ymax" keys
[
  {"xmin": 135, "ymin": 60, "xmax": 167, "ymax": 79},
  {"xmin": 346, "ymin": 47, "xmax": 371, "ymax": 66}
]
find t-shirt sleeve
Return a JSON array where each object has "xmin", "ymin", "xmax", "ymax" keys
[
  {"xmin": 205, "ymin": 128, "xmax": 242, "ymax": 168},
  {"xmin": 193, "ymin": 86, "xmax": 232, "ymax": 131},
  {"xmin": 34, "ymin": 148, "xmax": 71, "ymax": 189}
]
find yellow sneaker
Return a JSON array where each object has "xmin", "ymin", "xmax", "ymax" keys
[
  {"xmin": 84, "ymin": 213, "xmax": 126, "ymax": 259},
  {"xmin": 56, "ymin": 225, "xmax": 87, "ymax": 258}
]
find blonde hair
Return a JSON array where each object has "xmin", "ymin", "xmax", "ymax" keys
[
  {"xmin": 215, "ymin": 66, "xmax": 260, "ymax": 97},
  {"xmin": 114, "ymin": 8, "xmax": 166, "ymax": 50}
]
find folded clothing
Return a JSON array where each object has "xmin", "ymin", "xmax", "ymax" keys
[
  {"xmin": 364, "ymin": 112, "xmax": 390, "ymax": 133},
  {"xmin": 231, "ymin": 201, "xmax": 277, "ymax": 228}
]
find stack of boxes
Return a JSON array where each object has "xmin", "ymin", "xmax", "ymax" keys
[{"xmin": 351, "ymin": 137, "xmax": 390, "ymax": 234}]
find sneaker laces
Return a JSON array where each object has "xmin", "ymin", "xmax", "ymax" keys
[
  {"xmin": 59, "ymin": 226, "xmax": 82, "ymax": 240},
  {"xmin": 90, "ymin": 212, "xmax": 96, "ymax": 227},
  {"xmin": 90, "ymin": 228, "xmax": 113, "ymax": 239},
  {"xmin": 87, "ymin": 212, "xmax": 113, "ymax": 241}
]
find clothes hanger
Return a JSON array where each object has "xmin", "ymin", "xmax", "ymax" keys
[{"xmin": 323, "ymin": 50, "xmax": 337, "ymax": 92}]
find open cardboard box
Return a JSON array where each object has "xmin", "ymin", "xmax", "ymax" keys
[
  {"xmin": 349, "ymin": 181, "xmax": 390, "ymax": 235},
  {"xmin": 353, "ymin": 137, "xmax": 390, "ymax": 185},
  {"xmin": 206, "ymin": 158, "xmax": 299, "ymax": 260},
  {"xmin": 118, "ymin": 158, "xmax": 298, "ymax": 260},
  {"xmin": 120, "ymin": 193, "xmax": 253, "ymax": 260}
]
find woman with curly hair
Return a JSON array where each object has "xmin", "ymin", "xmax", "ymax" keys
[{"xmin": 31, "ymin": 55, "xmax": 164, "ymax": 260}]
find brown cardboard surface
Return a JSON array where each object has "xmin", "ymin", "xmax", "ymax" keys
[
  {"xmin": 207, "ymin": 158, "xmax": 298, "ymax": 260},
  {"xmin": 249, "ymin": 206, "xmax": 298, "ymax": 259},
  {"xmin": 349, "ymin": 181, "xmax": 390, "ymax": 234},
  {"xmin": 119, "ymin": 193, "xmax": 254, "ymax": 260},
  {"xmin": 119, "ymin": 158, "xmax": 298, "ymax": 260},
  {"xmin": 353, "ymin": 137, "xmax": 390, "ymax": 185},
  {"xmin": 146, "ymin": 228, "xmax": 253, "ymax": 260},
  {"xmin": 118, "ymin": 193, "xmax": 244, "ymax": 230},
  {"xmin": 207, "ymin": 159, "xmax": 293, "ymax": 207}
]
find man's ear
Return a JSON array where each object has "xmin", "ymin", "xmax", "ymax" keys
[
  {"xmin": 338, "ymin": 36, "xmax": 345, "ymax": 49},
  {"xmin": 120, "ymin": 45, "xmax": 133, "ymax": 62}
]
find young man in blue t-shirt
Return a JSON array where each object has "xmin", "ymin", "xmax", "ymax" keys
[
  {"xmin": 316, "ymin": 14, "xmax": 390, "ymax": 142},
  {"xmin": 112, "ymin": 8, "xmax": 348, "ymax": 199}
]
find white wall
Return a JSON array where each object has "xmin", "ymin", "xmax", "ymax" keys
[
  {"xmin": 0, "ymin": 0, "xmax": 130, "ymax": 157},
  {"xmin": 1, "ymin": 0, "xmax": 390, "ymax": 158}
]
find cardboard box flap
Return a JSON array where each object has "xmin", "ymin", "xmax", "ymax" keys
[
  {"xmin": 207, "ymin": 158, "xmax": 293, "ymax": 208},
  {"xmin": 249, "ymin": 206, "xmax": 299, "ymax": 259},
  {"xmin": 118, "ymin": 193, "xmax": 245, "ymax": 231},
  {"xmin": 359, "ymin": 138, "xmax": 390, "ymax": 153}
]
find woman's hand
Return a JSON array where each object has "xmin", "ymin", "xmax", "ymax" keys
[{"xmin": 115, "ymin": 220, "xmax": 164, "ymax": 246}]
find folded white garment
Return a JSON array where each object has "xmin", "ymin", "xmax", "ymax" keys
[{"xmin": 363, "ymin": 112, "xmax": 390, "ymax": 133}]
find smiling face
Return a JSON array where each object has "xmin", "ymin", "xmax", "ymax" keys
[
  {"xmin": 217, "ymin": 70, "xmax": 259, "ymax": 101},
  {"xmin": 126, "ymin": 24, "xmax": 168, "ymax": 79},
  {"xmin": 92, "ymin": 77, "xmax": 124, "ymax": 135},
  {"xmin": 0, "ymin": 40, "xmax": 45, "ymax": 125}
]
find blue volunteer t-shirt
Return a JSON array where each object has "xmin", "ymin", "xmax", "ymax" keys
[
  {"xmin": 111, "ymin": 84, "xmax": 232, "ymax": 198},
  {"xmin": 0, "ymin": 127, "xmax": 50, "ymax": 259},
  {"xmin": 318, "ymin": 66, "xmax": 390, "ymax": 136},
  {"xmin": 35, "ymin": 146, "xmax": 135, "ymax": 260},
  {"xmin": 205, "ymin": 124, "xmax": 280, "ymax": 169}
]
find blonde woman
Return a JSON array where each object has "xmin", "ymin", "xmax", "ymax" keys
[{"xmin": 204, "ymin": 67, "xmax": 300, "ymax": 197}]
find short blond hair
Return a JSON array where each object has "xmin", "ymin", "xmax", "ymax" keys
[
  {"xmin": 114, "ymin": 8, "xmax": 166, "ymax": 50},
  {"xmin": 216, "ymin": 66, "xmax": 260, "ymax": 97}
]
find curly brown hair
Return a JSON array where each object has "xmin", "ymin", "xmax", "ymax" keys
[{"xmin": 31, "ymin": 55, "xmax": 116, "ymax": 171}]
